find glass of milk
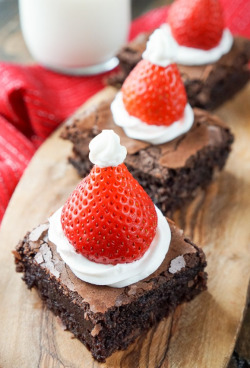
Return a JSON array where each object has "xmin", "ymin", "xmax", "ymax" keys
[{"xmin": 19, "ymin": 0, "xmax": 131, "ymax": 75}]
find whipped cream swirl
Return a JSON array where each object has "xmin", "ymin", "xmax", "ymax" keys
[
  {"xmin": 111, "ymin": 92, "xmax": 194, "ymax": 145},
  {"xmin": 48, "ymin": 206, "xmax": 171, "ymax": 288},
  {"xmin": 89, "ymin": 129, "xmax": 127, "ymax": 167},
  {"xmin": 144, "ymin": 24, "xmax": 233, "ymax": 66},
  {"xmin": 142, "ymin": 27, "xmax": 178, "ymax": 67}
]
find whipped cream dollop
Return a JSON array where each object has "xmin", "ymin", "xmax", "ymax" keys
[
  {"xmin": 145, "ymin": 24, "xmax": 233, "ymax": 66},
  {"xmin": 111, "ymin": 92, "xmax": 194, "ymax": 145},
  {"xmin": 142, "ymin": 27, "xmax": 178, "ymax": 67},
  {"xmin": 89, "ymin": 129, "xmax": 127, "ymax": 167},
  {"xmin": 48, "ymin": 205, "xmax": 171, "ymax": 288}
]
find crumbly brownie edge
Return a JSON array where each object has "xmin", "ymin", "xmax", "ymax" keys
[
  {"xmin": 185, "ymin": 67, "xmax": 250, "ymax": 110},
  {"xmin": 14, "ymin": 236, "xmax": 207, "ymax": 362}
]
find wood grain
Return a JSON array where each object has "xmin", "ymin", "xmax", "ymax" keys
[{"xmin": 0, "ymin": 84, "xmax": 249, "ymax": 368}]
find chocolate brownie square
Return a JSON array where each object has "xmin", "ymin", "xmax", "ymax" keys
[
  {"xmin": 108, "ymin": 33, "xmax": 250, "ymax": 110},
  {"xmin": 14, "ymin": 219, "xmax": 207, "ymax": 362},
  {"xmin": 60, "ymin": 94, "xmax": 233, "ymax": 215}
]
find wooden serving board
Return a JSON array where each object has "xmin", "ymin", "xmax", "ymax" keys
[{"xmin": 0, "ymin": 85, "xmax": 249, "ymax": 368}]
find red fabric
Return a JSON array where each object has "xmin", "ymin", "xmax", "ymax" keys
[{"xmin": 0, "ymin": 2, "xmax": 249, "ymax": 223}]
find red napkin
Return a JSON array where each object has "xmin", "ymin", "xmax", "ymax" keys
[{"xmin": 0, "ymin": 2, "xmax": 249, "ymax": 224}]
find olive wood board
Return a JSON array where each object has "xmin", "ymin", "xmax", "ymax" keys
[{"xmin": 0, "ymin": 85, "xmax": 249, "ymax": 368}]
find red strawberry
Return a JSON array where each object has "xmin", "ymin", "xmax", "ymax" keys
[
  {"xmin": 122, "ymin": 60, "xmax": 187, "ymax": 126},
  {"xmin": 61, "ymin": 163, "xmax": 157, "ymax": 265},
  {"xmin": 168, "ymin": 0, "xmax": 224, "ymax": 50}
]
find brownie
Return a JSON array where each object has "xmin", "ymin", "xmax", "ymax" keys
[
  {"xmin": 60, "ymin": 96, "xmax": 233, "ymax": 215},
  {"xmin": 108, "ymin": 33, "xmax": 250, "ymax": 110},
  {"xmin": 14, "ymin": 219, "xmax": 207, "ymax": 362}
]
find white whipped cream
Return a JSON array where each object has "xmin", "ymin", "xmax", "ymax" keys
[
  {"xmin": 144, "ymin": 24, "xmax": 233, "ymax": 66},
  {"xmin": 89, "ymin": 129, "xmax": 127, "ymax": 168},
  {"xmin": 48, "ymin": 206, "xmax": 171, "ymax": 288},
  {"xmin": 142, "ymin": 27, "xmax": 178, "ymax": 67},
  {"xmin": 111, "ymin": 92, "xmax": 194, "ymax": 145}
]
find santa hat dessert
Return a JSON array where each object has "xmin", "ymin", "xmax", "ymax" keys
[
  {"xmin": 113, "ymin": 0, "xmax": 250, "ymax": 110},
  {"xmin": 15, "ymin": 129, "xmax": 207, "ymax": 361},
  {"xmin": 61, "ymin": 23, "xmax": 233, "ymax": 216}
]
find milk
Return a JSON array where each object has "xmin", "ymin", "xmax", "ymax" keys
[{"xmin": 19, "ymin": 0, "xmax": 131, "ymax": 74}]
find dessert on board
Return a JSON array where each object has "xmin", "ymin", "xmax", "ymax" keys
[
  {"xmin": 110, "ymin": 0, "xmax": 250, "ymax": 110},
  {"xmin": 14, "ymin": 130, "xmax": 207, "ymax": 362}
]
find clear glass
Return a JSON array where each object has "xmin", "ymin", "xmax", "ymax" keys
[{"xmin": 19, "ymin": 0, "xmax": 131, "ymax": 75}]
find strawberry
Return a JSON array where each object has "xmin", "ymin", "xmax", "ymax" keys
[
  {"xmin": 168, "ymin": 0, "xmax": 224, "ymax": 50},
  {"xmin": 61, "ymin": 163, "xmax": 157, "ymax": 265},
  {"xmin": 122, "ymin": 60, "xmax": 187, "ymax": 126}
]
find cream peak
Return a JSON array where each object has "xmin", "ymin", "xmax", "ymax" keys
[
  {"xmin": 142, "ymin": 27, "xmax": 177, "ymax": 67},
  {"xmin": 89, "ymin": 129, "xmax": 127, "ymax": 168}
]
